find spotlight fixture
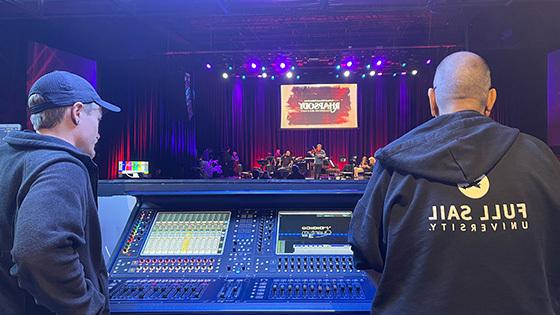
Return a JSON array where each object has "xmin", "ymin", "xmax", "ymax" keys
[
  {"xmin": 401, "ymin": 72, "xmax": 407, "ymax": 76},
  {"xmin": 336, "ymin": 65, "xmax": 341, "ymax": 70},
  {"xmin": 290, "ymin": 66, "xmax": 295, "ymax": 70},
  {"xmin": 366, "ymin": 64, "xmax": 371, "ymax": 69},
  {"xmin": 262, "ymin": 72, "xmax": 268, "ymax": 78},
  {"xmin": 228, "ymin": 65, "xmax": 233, "ymax": 71},
  {"xmin": 377, "ymin": 72, "xmax": 383, "ymax": 76},
  {"xmin": 222, "ymin": 72, "xmax": 229, "ymax": 79},
  {"xmin": 376, "ymin": 60, "xmax": 382, "ymax": 66},
  {"xmin": 426, "ymin": 59, "xmax": 432, "ymax": 64},
  {"xmin": 296, "ymin": 75, "xmax": 301, "ymax": 80},
  {"xmin": 411, "ymin": 70, "xmax": 418, "ymax": 76},
  {"xmin": 271, "ymin": 75, "xmax": 276, "ymax": 80},
  {"xmin": 369, "ymin": 70, "xmax": 376, "ymax": 77},
  {"xmin": 279, "ymin": 62, "xmax": 286, "ymax": 69},
  {"xmin": 392, "ymin": 73, "xmax": 397, "ymax": 77},
  {"xmin": 346, "ymin": 61, "xmax": 353, "ymax": 67},
  {"xmin": 335, "ymin": 74, "xmax": 340, "ymax": 78},
  {"xmin": 205, "ymin": 63, "xmax": 212, "ymax": 69},
  {"xmin": 343, "ymin": 70, "xmax": 350, "ymax": 77},
  {"xmin": 241, "ymin": 75, "xmax": 247, "ymax": 80},
  {"xmin": 286, "ymin": 71, "xmax": 294, "ymax": 79},
  {"xmin": 401, "ymin": 63, "xmax": 407, "ymax": 68},
  {"xmin": 251, "ymin": 63, "xmax": 257, "ymax": 69},
  {"xmin": 361, "ymin": 74, "xmax": 366, "ymax": 79}
]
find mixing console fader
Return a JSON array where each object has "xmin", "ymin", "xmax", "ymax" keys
[{"xmin": 108, "ymin": 206, "xmax": 375, "ymax": 314}]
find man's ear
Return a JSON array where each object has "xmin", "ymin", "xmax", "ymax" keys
[
  {"xmin": 484, "ymin": 88, "xmax": 497, "ymax": 117},
  {"xmin": 70, "ymin": 102, "xmax": 85, "ymax": 126},
  {"xmin": 428, "ymin": 88, "xmax": 439, "ymax": 117}
]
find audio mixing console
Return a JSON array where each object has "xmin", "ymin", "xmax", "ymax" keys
[{"xmin": 105, "ymin": 181, "xmax": 375, "ymax": 314}]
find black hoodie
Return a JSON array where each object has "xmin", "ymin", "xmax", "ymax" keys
[
  {"xmin": 0, "ymin": 131, "xmax": 108, "ymax": 315},
  {"xmin": 349, "ymin": 110, "xmax": 560, "ymax": 315}
]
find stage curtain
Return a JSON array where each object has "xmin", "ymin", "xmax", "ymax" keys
[{"xmin": 96, "ymin": 61, "xmax": 197, "ymax": 179}]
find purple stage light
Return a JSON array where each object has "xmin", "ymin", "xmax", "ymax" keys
[
  {"xmin": 369, "ymin": 70, "xmax": 376, "ymax": 77},
  {"xmin": 377, "ymin": 72, "xmax": 383, "ymax": 76},
  {"xmin": 286, "ymin": 71, "xmax": 294, "ymax": 79},
  {"xmin": 262, "ymin": 72, "xmax": 268, "ymax": 78},
  {"xmin": 411, "ymin": 70, "xmax": 418, "ymax": 76},
  {"xmin": 401, "ymin": 72, "xmax": 407, "ymax": 76},
  {"xmin": 346, "ymin": 61, "xmax": 353, "ymax": 67},
  {"xmin": 251, "ymin": 63, "xmax": 257, "ymax": 69},
  {"xmin": 426, "ymin": 59, "xmax": 432, "ymax": 64},
  {"xmin": 343, "ymin": 70, "xmax": 350, "ymax": 77},
  {"xmin": 222, "ymin": 72, "xmax": 229, "ymax": 79},
  {"xmin": 205, "ymin": 63, "xmax": 212, "ymax": 69},
  {"xmin": 273, "ymin": 56, "xmax": 290, "ymax": 72},
  {"xmin": 376, "ymin": 60, "xmax": 382, "ymax": 66}
]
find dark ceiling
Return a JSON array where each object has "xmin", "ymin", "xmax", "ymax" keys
[{"xmin": 1, "ymin": 0, "xmax": 560, "ymax": 67}]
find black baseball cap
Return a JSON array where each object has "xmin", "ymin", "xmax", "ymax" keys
[{"xmin": 28, "ymin": 70, "xmax": 120, "ymax": 114}]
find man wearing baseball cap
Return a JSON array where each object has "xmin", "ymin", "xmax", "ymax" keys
[{"xmin": 0, "ymin": 71, "xmax": 120, "ymax": 314}]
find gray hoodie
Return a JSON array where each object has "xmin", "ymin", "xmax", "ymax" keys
[
  {"xmin": 350, "ymin": 110, "xmax": 560, "ymax": 314},
  {"xmin": 0, "ymin": 131, "xmax": 108, "ymax": 315}
]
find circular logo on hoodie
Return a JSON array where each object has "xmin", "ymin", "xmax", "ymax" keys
[{"xmin": 457, "ymin": 175, "xmax": 490, "ymax": 199}]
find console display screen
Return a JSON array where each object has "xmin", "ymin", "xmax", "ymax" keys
[
  {"xmin": 141, "ymin": 211, "xmax": 230, "ymax": 256},
  {"xmin": 276, "ymin": 211, "xmax": 353, "ymax": 255}
]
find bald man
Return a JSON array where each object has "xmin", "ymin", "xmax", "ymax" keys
[{"xmin": 349, "ymin": 52, "xmax": 559, "ymax": 314}]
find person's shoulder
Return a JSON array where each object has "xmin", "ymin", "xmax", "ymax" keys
[
  {"xmin": 25, "ymin": 148, "xmax": 88, "ymax": 177},
  {"xmin": 514, "ymin": 133, "xmax": 558, "ymax": 163},
  {"xmin": 0, "ymin": 140, "xmax": 13, "ymax": 155},
  {"xmin": 27, "ymin": 146, "xmax": 82, "ymax": 164},
  {"xmin": 516, "ymin": 133, "xmax": 552, "ymax": 152}
]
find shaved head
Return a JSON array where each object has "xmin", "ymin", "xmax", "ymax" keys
[{"xmin": 430, "ymin": 51, "xmax": 495, "ymax": 115}]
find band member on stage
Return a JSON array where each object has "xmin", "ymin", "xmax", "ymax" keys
[
  {"xmin": 368, "ymin": 156, "xmax": 376, "ymax": 167},
  {"xmin": 311, "ymin": 144, "xmax": 326, "ymax": 179},
  {"xmin": 306, "ymin": 146, "xmax": 316, "ymax": 157},
  {"xmin": 232, "ymin": 151, "xmax": 241, "ymax": 177},
  {"xmin": 280, "ymin": 149, "xmax": 294, "ymax": 169},
  {"xmin": 273, "ymin": 148, "xmax": 282, "ymax": 169},
  {"xmin": 354, "ymin": 156, "xmax": 371, "ymax": 178}
]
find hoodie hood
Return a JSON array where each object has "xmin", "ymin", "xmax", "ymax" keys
[
  {"xmin": 375, "ymin": 110, "xmax": 519, "ymax": 185},
  {"xmin": 3, "ymin": 130, "xmax": 97, "ymax": 170}
]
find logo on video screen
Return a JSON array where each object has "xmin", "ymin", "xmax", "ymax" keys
[
  {"xmin": 281, "ymin": 84, "xmax": 358, "ymax": 129},
  {"xmin": 301, "ymin": 225, "xmax": 332, "ymax": 239}
]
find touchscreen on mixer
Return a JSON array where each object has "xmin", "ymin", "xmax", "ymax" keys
[
  {"xmin": 141, "ymin": 211, "xmax": 231, "ymax": 255},
  {"xmin": 276, "ymin": 211, "xmax": 353, "ymax": 255}
]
